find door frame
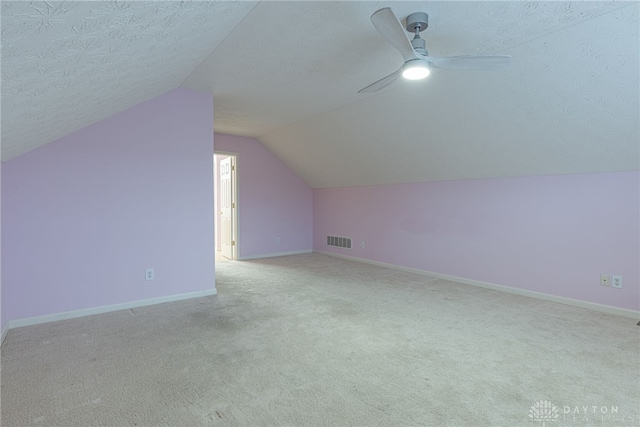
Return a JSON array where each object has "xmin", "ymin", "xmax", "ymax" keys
[{"xmin": 214, "ymin": 151, "xmax": 239, "ymax": 260}]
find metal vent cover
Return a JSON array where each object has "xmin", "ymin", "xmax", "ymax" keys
[{"xmin": 327, "ymin": 235, "xmax": 352, "ymax": 249}]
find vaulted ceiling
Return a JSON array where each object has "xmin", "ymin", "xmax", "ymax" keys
[{"xmin": 2, "ymin": 1, "xmax": 638, "ymax": 188}]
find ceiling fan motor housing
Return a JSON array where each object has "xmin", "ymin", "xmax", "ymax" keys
[{"xmin": 411, "ymin": 37, "xmax": 428, "ymax": 56}]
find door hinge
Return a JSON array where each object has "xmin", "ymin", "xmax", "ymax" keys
[
  {"xmin": 232, "ymin": 165, "xmax": 235, "ymax": 171},
  {"xmin": 232, "ymin": 241, "xmax": 235, "ymax": 246},
  {"xmin": 232, "ymin": 202, "xmax": 235, "ymax": 208}
]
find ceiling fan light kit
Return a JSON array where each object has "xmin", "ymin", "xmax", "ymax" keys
[
  {"xmin": 402, "ymin": 60, "xmax": 430, "ymax": 80},
  {"xmin": 359, "ymin": 8, "xmax": 512, "ymax": 93}
]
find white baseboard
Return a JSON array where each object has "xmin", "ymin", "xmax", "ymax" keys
[
  {"xmin": 315, "ymin": 250, "xmax": 640, "ymax": 319},
  {"xmin": 3, "ymin": 288, "xmax": 217, "ymax": 334},
  {"xmin": 238, "ymin": 249, "xmax": 312, "ymax": 261}
]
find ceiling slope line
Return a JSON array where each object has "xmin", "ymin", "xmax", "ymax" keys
[{"xmin": 178, "ymin": 1, "xmax": 262, "ymax": 89}]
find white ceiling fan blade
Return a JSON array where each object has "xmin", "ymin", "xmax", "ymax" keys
[
  {"xmin": 370, "ymin": 8, "xmax": 417, "ymax": 62},
  {"xmin": 358, "ymin": 68, "xmax": 402, "ymax": 93},
  {"xmin": 426, "ymin": 55, "xmax": 512, "ymax": 70}
]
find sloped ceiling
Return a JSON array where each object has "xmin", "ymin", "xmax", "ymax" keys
[
  {"xmin": 1, "ymin": 1, "xmax": 258, "ymax": 160},
  {"xmin": 2, "ymin": 1, "xmax": 639, "ymax": 188}
]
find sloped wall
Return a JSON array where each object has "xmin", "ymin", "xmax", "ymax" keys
[
  {"xmin": 214, "ymin": 134, "xmax": 313, "ymax": 259},
  {"xmin": 1, "ymin": 89, "xmax": 215, "ymax": 322},
  {"xmin": 314, "ymin": 171, "xmax": 640, "ymax": 311}
]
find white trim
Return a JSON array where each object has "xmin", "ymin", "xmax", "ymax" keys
[
  {"xmin": 239, "ymin": 249, "xmax": 312, "ymax": 261},
  {"xmin": 214, "ymin": 151, "xmax": 239, "ymax": 260},
  {"xmin": 4, "ymin": 288, "xmax": 217, "ymax": 331},
  {"xmin": 315, "ymin": 250, "xmax": 640, "ymax": 319}
]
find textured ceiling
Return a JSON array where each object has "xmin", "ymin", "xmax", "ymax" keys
[
  {"xmin": 1, "ymin": 1, "xmax": 258, "ymax": 160},
  {"xmin": 257, "ymin": 2, "xmax": 640, "ymax": 187},
  {"xmin": 2, "ymin": 1, "xmax": 639, "ymax": 188}
]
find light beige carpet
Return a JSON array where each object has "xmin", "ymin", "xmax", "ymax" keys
[{"xmin": 1, "ymin": 253, "xmax": 638, "ymax": 426}]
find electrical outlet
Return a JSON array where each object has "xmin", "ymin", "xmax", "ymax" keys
[
  {"xmin": 612, "ymin": 275, "xmax": 622, "ymax": 289},
  {"xmin": 276, "ymin": 237, "xmax": 281, "ymax": 244},
  {"xmin": 600, "ymin": 274, "xmax": 610, "ymax": 287},
  {"xmin": 360, "ymin": 241, "xmax": 365, "ymax": 249},
  {"xmin": 146, "ymin": 268, "xmax": 154, "ymax": 281}
]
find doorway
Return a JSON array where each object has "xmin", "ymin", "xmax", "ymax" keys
[{"xmin": 214, "ymin": 152, "xmax": 238, "ymax": 260}]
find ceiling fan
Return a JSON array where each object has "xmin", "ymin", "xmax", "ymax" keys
[{"xmin": 359, "ymin": 8, "xmax": 512, "ymax": 93}]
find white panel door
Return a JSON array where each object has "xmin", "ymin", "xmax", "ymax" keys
[{"xmin": 220, "ymin": 157, "xmax": 234, "ymax": 259}]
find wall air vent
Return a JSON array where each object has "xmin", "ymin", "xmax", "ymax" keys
[{"xmin": 327, "ymin": 235, "xmax": 352, "ymax": 249}]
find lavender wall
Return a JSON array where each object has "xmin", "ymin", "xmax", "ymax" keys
[
  {"xmin": 1, "ymin": 88, "xmax": 215, "ymax": 322},
  {"xmin": 314, "ymin": 171, "xmax": 640, "ymax": 311},
  {"xmin": 214, "ymin": 134, "xmax": 312, "ymax": 259}
]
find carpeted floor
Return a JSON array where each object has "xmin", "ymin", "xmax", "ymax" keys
[{"xmin": 1, "ymin": 253, "xmax": 638, "ymax": 426}]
